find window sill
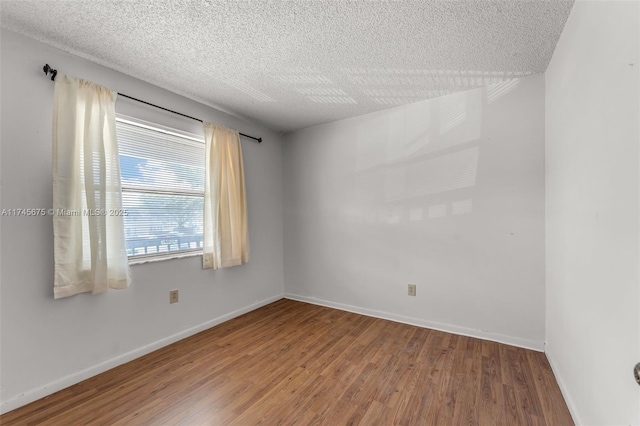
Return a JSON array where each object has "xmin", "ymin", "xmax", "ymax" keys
[{"xmin": 129, "ymin": 250, "xmax": 202, "ymax": 265}]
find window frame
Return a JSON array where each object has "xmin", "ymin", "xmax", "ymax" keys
[{"xmin": 116, "ymin": 114, "xmax": 206, "ymax": 265}]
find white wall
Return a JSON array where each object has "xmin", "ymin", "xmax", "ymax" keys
[
  {"xmin": 545, "ymin": 1, "xmax": 640, "ymax": 425},
  {"xmin": 0, "ymin": 29, "xmax": 284, "ymax": 412},
  {"xmin": 283, "ymin": 74, "xmax": 546, "ymax": 350}
]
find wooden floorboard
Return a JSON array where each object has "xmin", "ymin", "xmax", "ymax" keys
[{"xmin": 0, "ymin": 299, "xmax": 574, "ymax": 425}]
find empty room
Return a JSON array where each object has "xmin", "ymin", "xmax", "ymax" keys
[{"xmin": 0, "ymin": 0, "xmax": 638, "ymax": 425}]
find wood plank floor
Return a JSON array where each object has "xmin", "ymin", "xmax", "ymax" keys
[{"xmin": 1, "ymin": 299, "xmax": 573, "ymax": 425}]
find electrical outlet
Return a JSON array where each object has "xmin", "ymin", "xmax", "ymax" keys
[
  {"xmin": 169, "ymin": 289, "xmax": 179, "ymax": 304},
  {"xmin": 408, "ymin": 284, "xmax": 416, "ymax": 296}
]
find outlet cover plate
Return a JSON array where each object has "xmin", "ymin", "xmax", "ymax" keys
[{"xmin": 408, "ymin": 284, "xmax": 416, "ymax": 296}]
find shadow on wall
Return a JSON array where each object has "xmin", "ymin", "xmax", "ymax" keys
[
  {"xmin": 286, "ymin": 74, "xmax": 543, "ymax": 337},
  {"xmin": 309, "ymin": 77, "xmax": 528, "ymax": 312},
  {"xmin": 346, "ymin": 78, "xmax": 520, "ymax": 229}
]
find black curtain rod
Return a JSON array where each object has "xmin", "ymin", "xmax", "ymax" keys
[{"xmin": 43, "ymin": 64, "xmax": 262, "ymax": 143}]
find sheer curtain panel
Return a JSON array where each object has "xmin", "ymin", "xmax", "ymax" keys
[
  {"xmin": 202, "ymin": 123, "xmax": 249, "ymax": 269},
  {"xmin": 53, "ymin": 74, "xmax": 131, "ymax": 298}
]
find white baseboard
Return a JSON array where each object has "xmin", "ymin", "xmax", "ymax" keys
[
  {"xmin": 0, "ymin": 293, "xmax": 284, "ymax": 415},
  {"xmin": 284, "ymin": 293, "xmax": 545, "ymax": 352},
  {"xmin": 545, "ymin": 347, "xmax": 581, "ymax": 426}
]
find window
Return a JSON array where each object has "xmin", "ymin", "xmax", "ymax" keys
[{"xmin": 116, "ymin": 116, "xmax": 205, "ymax": 261}]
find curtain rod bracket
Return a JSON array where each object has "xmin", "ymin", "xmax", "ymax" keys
[{"xmin": 43, "ymin": 64, "xmax": 57, "ymax": 81}]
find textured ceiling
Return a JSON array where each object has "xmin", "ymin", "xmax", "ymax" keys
[{"xmin": 1, "ymin": 0, "xmax": 573, "ymax": 133}]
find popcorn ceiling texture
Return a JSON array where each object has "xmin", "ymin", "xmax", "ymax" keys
[{"xmin": 1, "ymin": 0, "xmax": 573, "ymax": 132}]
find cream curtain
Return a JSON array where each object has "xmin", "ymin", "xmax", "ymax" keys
[
  {"xmin": 53, "ymin": 74, "xmax": 131, "ymax": 298},
  {"xmin": 202, "ymin": 123, "xmax": 249, "ymax": 269}
]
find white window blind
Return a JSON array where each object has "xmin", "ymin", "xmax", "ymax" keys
[{"xmin": 116, "ymin": 117, "xmax": 205, "ymax": 260}]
